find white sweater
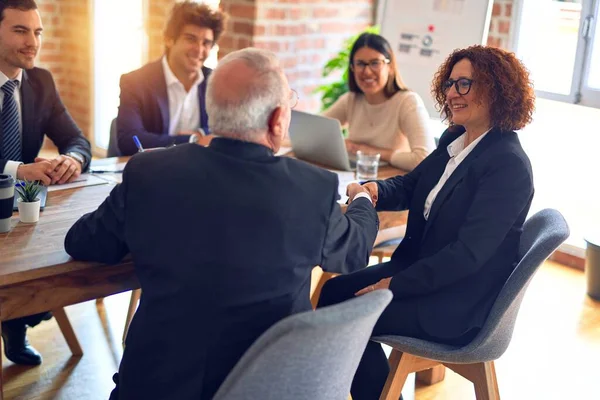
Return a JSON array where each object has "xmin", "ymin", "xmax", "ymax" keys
[{"xmin": 323, "ymin": 90, "xmax": 436, "ymax": 171}]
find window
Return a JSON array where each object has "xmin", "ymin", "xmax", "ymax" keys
[{"xmin": 93, "ymin": 0, "xmax": 146, "ymax": 151}]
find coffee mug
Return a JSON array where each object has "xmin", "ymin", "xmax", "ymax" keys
[{"xmin": 0, "ymin": 174, "xmax": 15, "ymax": 233}]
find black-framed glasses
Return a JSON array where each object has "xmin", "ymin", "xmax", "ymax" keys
[
  {"xmin": 351, "ymin": 59, "xmax": 390, "ymax": 72},
  {"xmin": 289, "ymin": 89, "xmax": 298, "ymax": 109},
  {"xmin": 442, "ymin": 78, "xmax": 474, "ymax": 96}
]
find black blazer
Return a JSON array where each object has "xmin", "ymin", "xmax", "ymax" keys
[
  {"xmin": 375, "ymin": 126, "xmax": 534, "ymax": 339},
  {"xmin": 0, "ymin": 68, "xmax": 91, "ymax": 171},
  {"xmin": 64, "ymin": 138, "xmax": 379, "ymax": 399},
  {"xmin": 116, "ymin": 60, "xmax": 211, "ymax": 156}
]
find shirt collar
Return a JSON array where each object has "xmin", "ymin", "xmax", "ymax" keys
[
  {"xmin": 162, "ymin": 56, "xmax": 204, "ymax": 89},
  {"xmin": 446, "ymin": 128, "xmax": 491, "ymax": 160},
  {"xmin": 0, "ymin": 69, "xmax": 23, "ymax": 90}
]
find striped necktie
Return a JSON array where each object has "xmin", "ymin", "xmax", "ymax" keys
[{"xmin": 1, "ymin": 80, "xmax": 21, "ymax": 162}]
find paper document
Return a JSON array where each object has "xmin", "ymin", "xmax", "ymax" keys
[
  {"xmin": 89, "ymin": 161, "xmax": 127, "ymax": 173},
  {"xmin": 332, "ymin": 170, "xmax": 358, "ymax": 204},
  {"xmin": 275, "ymin": 146, "xmax": 292, "ymax": 157},
  {"xmin": 47, "ymin": 173, "xmax": 109, "ymax": 192}
]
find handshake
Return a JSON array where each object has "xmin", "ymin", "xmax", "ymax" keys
[{"xmin": 346, "ymin": 182, "xmax": 378, "ymax": 206}]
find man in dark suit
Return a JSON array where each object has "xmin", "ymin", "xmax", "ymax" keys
[
  {"xmin": 116, "ymin": 1, "xmax": 227, "ymax": 155},
  {"xmin": 65, "ymin": 47, "xmax": 379, "ymax": 400},
  {"xmin": 0, "ymin": 0, "xmax": 92, "ymax": 366}
]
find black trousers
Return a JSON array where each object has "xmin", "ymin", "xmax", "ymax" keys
[
  {"xmin": 2, "ymin": 313, "xmax": 49, "ymax": 331},
  {"xmin": 317, "ymin": 262, "xmax": 476, "ymax": 400}
]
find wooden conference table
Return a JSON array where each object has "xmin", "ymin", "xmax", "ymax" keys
[{"xmin": 0, "ymin": 155, "xmax": 407, "ymax": 398}]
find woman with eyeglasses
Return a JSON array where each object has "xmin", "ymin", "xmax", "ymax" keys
[
  {"xmin": 322, "ymin": 33, "xmax": 435, "ymax": 171},
  {"xmin": 317, "ymin": 45, "xmax": 536, "ymax": 399}
]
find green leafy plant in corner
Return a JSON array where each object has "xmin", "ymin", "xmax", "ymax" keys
[
  {"xmin": 314, "ymin": 25, "xmax": 380, "ymax": 112},
  {"xmin": 15, "ymin": 180, "xmax": 42, "ymax": 203}
]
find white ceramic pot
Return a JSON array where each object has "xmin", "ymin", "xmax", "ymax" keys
[{"xmin": 17, "ymin": 198, "xmax": 41, "ymax": 223}]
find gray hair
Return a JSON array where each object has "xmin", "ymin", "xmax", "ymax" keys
[{"xmin": 206, "ymin": 48, "xmax": 288, "ymax": 141}]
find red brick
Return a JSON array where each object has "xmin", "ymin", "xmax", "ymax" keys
[
  {"xmin": 492, "ymin": 3, "xmax": 501, "ymax": 17},
  {"xmin": 313, "ymin": 7, "xmax": 338, "ymax": 18},
  {"xmin": 498, "ymin": 20, "xmax": 510, "ymax": 34},
  {"xmin": 233, "ymin": 21, "xmax": 254, "ymax": 36},
  {"xmin": 265, "ymin": 8, "xmax": 286, "ymax": 20},
  {"xmin": 505, "ymin": 4, "xmax": 513, "ymax": 18},
  {"xmin": 229, "ymin": 4, "xmax": 256, "ymax": 20}
]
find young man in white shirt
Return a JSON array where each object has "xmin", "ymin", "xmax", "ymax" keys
[{"xmin": 116, "ymin": 1, "xmax": 227, "ymax": 155}]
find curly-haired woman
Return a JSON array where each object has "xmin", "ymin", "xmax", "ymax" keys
[{"xmin": 318, "ymin": 45, "xmax": 536, "ymax": 400}]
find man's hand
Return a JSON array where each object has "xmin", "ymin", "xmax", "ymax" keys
[
  {"xmin": 355, "ymin": 277, "xmax": 391, "ymax": 296},
  {"xmin": 16, "ymin": 161, "xmax": 53, "ymax": 186},
  {"xmin": 35, "ymin": 155, "xmax": 82, "ymax": 185},
  {"xmin": 179, "ymin": 131, "xmax": 214, "ymax": 146},
  {"xmin": 347, "ymin": 182, "xmax": 378, "ymax": 205}
]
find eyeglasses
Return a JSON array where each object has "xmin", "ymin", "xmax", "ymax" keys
[
  {"xmin": 351, "ymin": 59, "xmax": 390, "ymax": 72},
  {"xmin": 442, "ymin": 78, "xmax": 474, "ymax": 96},
  {"xmin": 289, "ymin": 89, "xmax": 298, "ymax": 109}
]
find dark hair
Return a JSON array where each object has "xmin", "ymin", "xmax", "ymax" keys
[
  {"xmin": 432, "ymin": 45, "xmax": 535, "ymax": 131},
  {"xmin": 164, "ymin": 1, "xmax": 227, "ymax": 50},
  {"xmin": 0, "ymin": 0, "xmax": 37, "ymax": 24},
  {"xmin": 347, "ymin": 33, "xmax": 407, "ymax": 97}
]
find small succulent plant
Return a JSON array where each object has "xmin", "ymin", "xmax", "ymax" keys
[{"xmin": 15, "ymin": 180, "xmax": 42, "ymax": 203}]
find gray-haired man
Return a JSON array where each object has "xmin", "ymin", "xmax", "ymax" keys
[{"xmin": 65, "ymin": 48, "xmax": 379, "ymax": 399}]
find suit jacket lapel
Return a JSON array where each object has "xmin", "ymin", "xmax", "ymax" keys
[
  {"xmin": 422, "ymin": 127, "xmax": 503, "ymax": 239},
  {"xmin": 152, "ymin": 61, "xmax": 170, "ymax": 134},
  {"xmin": 20, "ymin": 70, "xmax": 35, "ymax": 162}
]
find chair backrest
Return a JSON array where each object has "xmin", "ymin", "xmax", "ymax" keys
[
  {"xmin": 213, "ymin": 289, "xmax": 393, "ymax": 400},
  {"xmin": 458, "ymin": 208, "xmax": 569, "ymax": 361},
  {"xmin": 107, "ymin": 118, "xmax": 121, "ymax": 157}
]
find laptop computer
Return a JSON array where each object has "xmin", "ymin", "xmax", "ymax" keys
[
  {"xmin": 288, "ymin": 110, "xmax": 388, "ymax": 171},
  {"xmin": 13, "ymin": 185, "xmax": 48, "ymax": 211}
]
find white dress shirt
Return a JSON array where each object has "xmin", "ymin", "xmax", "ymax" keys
[
  {"xmin": 423, "ymin": 130, "xmax": 490, "ymax": 220},
  {"xmin": 0, "ymin": 70, "xmax": 24, "ymax": 180},
  {"xmin": 162, "ymin": 56, "xmax": 204, "ymax": 137}
]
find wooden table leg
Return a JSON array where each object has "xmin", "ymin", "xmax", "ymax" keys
[{"xmin": 52, "ymin": 308, "xmax": 83, "ymax": 356}]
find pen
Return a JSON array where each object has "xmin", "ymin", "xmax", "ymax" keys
[
  {"xmin": 133, "ymin": 136, "xmax": 144, "ymax": 152},
  {"xmin": 89, "ymin": 169, "xmax": 124, "ymax": 174}
]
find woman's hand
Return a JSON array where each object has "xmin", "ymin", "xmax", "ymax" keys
[
  {"xmin": 346, "ymin": 139, "xmax": 378, "ymax": 155},
  {"xmin": 355, "ymin": 277, "xmax": 392, "ymax": 296}
]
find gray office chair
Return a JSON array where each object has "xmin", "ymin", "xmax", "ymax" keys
[
  {"xmin": 107, "ymin": 118, "xmax": 121, "ymax": 157},
  {"xmin": 213, "ymin": 289, "xmax": 393, "ymax": 400},
  {"xmin": 374, "ymin": 208, "xmax": 569, "ymax": 400}
]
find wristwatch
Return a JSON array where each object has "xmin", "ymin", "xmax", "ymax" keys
[{"xmin": 65, "ymin": 152, "xmax": 85, "ymax": 165}]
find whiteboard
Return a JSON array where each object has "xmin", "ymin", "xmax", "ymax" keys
[{"xmin": 377, "ymin": 0, "xmax": 494, "ymax": 119}]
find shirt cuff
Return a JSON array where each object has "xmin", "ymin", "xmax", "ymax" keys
[
  {"xmin": 353, "ymin": 192, "xmax": 373, "ymax": 204},
  {"xmin": 3, "ymin": 161, "xmax": 22, "ymax": 181}
]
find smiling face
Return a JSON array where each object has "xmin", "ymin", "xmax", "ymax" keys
[
  {"xmin": 166, "ymin": 24, "xmax": 214, "ymax": 76},
  {"xmin": 352, "ymin": 46, "xmax": 390, "ymax": 98},
  {"xmin": 0, "ymin": 8, "xmax": 42, "ymax": 78},
  {"xmin": 445, "ymin": 58, "xmax": 491, "ymax": 131}
]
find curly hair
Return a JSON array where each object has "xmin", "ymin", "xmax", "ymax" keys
[
  {"xmin": 164, "ymin": 1, "xmax": 227, "ymax": 47},
  {"xmin": 431, "ymin": 45, "xmax": 535, "ymax": 132}
]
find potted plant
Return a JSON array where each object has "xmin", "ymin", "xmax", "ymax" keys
[
  {"xmin": 314, "ymin": 25, "xmax": 380, "ymax": 113},
  {"xmin": 16, "ymin": 180, "xmax": 42, "ymax": 223}
]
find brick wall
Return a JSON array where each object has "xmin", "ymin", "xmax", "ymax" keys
[
  {"xmin": 36, "ymin": 0, "xmax": 91, "ymax": 144},
  {"xmin": 147, "ymin": 0, "xmax": 174, "ymax": 61},
  {"xmin": 488, "ymin": 0, "xmax": 514, "ymax": 49}
]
